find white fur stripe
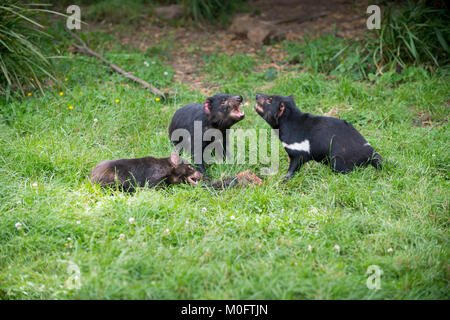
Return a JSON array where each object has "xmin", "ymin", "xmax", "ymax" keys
[
  {"xmin": 364, "ymin": 142, "xmax": 371, "ymax": 147},
  {"xmin": 282, "ymin": 140, "xmax": 310, "ymax": 153}
]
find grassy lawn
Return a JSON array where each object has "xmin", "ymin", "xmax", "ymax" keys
[{"xmin": 0, "ymin": 29, "xmax": 448, "ymax": 299}]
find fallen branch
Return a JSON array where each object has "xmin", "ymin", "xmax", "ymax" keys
[{"xmin": 67, "ymin": 29, "xmax": 166, "ymax": 98}]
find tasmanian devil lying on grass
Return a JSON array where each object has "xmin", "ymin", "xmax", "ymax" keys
[
  {"xmin": 254, "ymin": 93, "xmax": 382, "ymax": 180},
  {"xmin": 168, "ymin": 94, "xmax": 245, "ymax": 177},
  {"xmin": 90, "ymin": 152, "xmax": 202, "ymax": 191}
]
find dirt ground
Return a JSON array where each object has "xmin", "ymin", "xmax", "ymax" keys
[{"xmin": 87, "ymin": 0, "xmax": 370, "ymax": 94}]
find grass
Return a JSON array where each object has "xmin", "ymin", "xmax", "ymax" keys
[
  {"xmin": 0, "ymin": 29, "xmax": 449, "ymax": 299},
  {"xmin": 0, "ymin": 1, "xmax": 62, "ymax": 98}
]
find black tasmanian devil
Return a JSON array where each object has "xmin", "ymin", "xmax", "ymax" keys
[
  {"xmin": 90, "ymin": 152, "xmax": 202, "ymax": 190},
  {"xmin": 254, "ymin": 93, "xmax": 382, "ymax": 180},
  {"xmin": 168, "ymin": 93, "xmax": 245, "ymax": 177}
]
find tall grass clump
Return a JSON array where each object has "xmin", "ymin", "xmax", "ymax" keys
[
  {"xmin": 0, "ymin": 1, "xmax": 62, "ymax": 98},
  {"xmin": 372, "ymin": 0, "xmax": 449, "ymax": 72},
  {"xmin": 183, "ymin": 0, "xmax": 248, "ymax": 25},
  {"xmin": 285, "ymin": 1, "xmax": 449, "ymax": 80}
]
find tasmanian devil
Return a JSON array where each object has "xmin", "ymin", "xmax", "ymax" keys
[
  {"xmin": 89, "ymin": 152, "xmax": 202, "ymax": 191},
  {"xmin": 168, "ymin": 94, "xmax": 245, "ymax": 177},
  {"xmin": 254, "ymin": 93, "xmax": 382, "ymax": 180}
]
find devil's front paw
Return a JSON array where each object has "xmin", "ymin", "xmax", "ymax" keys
[{"xmin": 281, "ymin": 174, "xmax": 293, "ymax": 184}]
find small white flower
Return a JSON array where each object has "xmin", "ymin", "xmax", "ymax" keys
[
  {"xmin": 310, "ymin": 207, "xmax": 318, "ymax": 214},
  {"xmin": 151, "ymin": 61, "xmax": 156, "ymax": 65},
  {"xmin": 32, "ymin": 182, "xmax": 38, "ymax": 188},
  {"xmin": 307, "ymin": 245, "xmax": 312, "ymax": 252},
  {"xmin": 201, "ymin": 207, "xmax": 207, "ymax": 213},
  {"xmin": 67, "ymin": 237, "xmax": 72, "ymax": 241},
  {"xmin": 15, "ymin": 222, "xmax": 22, "ymax": 231},
  {"xmin": 93, "ymin": 118, "xmax": 98, "ymax": 123},
  {"xmin": 387, "ymin": 247, "xmax": 393, "ymax": 253},
  {"xmin": 432, "ymin": 154, "xmax": 436, "ymax": 157},
  {"xmin": 118, "ymin": 233, "xmax": 125, "ymax": 241},
  {"xmin": 243, "ymin": 102, "xmax": 249, "ymax": 106},
  {"xmin": 230, "ymin": 215, "xmax": 235, "ymax": 220},
  {"xmin": 255, "ymin": 218, "xmax": 260, "ymax": 223},
  {"xmin": 144, "ymin": 61, "xmax": 150, "ymax": 67},
  {"xmin": 164, "ymin": 228, "xmax": 170, "ymax": 235},
  {"xmin": 76, "ymin": 220, "xmax": 81, "ymax": 225},
  {"xmin": 129, "ymin": 217, "xmax": 135, "ymax": 224},
  {"xmin": 163, "ymin": 71, "xmax": 169, "ymax": 76},
  {"xmin": 333, "ymin": 244, "xmax": 340, "ymax": 252}
]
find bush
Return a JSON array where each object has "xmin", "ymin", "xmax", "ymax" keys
[
  {"xmin": 0, "ymin": 1, "xmax": 60, "ymax": 98},
  {"xmin": 182, "ymin": 0, "xmax": 249, "ymax": 25},
  {"xmin": 285, "ymin": 1, "xmax": 449, "ymax": 80},
  {"xmin": 372, "ymin": 0, "xmax": 449, "ymax": 71}
]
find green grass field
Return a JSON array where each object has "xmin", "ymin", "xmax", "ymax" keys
[{"xmin": 0, "ymin": 30, "xmax": 449, "ymax": 299}]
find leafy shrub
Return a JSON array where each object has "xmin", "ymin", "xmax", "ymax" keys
[
  {"xmin": 285, "ymin": 2, "xmax": 449, "ymax": 80},
  {"xmin": 373, "ymin": 0, "xmax": 449, "ymax": 70},
  {"xmin": 182, "ymin": 0, "xmax": 249, "ymax": 25},
  {"xmin": 0, "ymin": 1, "xmax": 60, "ymax": 98}
]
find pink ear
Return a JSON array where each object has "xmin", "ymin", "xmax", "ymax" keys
[
  {"xmin": 203, "ymin": 101, "xmax": 211, "ymax": 115},
  {"xmin": 169, "ymin": 152, "xmax": 179, "ymax": 168},
  {"xmin": 279, "ymin": 102, "xmax": 285, "ymax": 117}
]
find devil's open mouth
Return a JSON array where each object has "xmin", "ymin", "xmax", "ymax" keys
[
  {"xmin": 230, "ymin": 102, "xmax": 245, "ymax": 119},
  {"xmin": 254, "ymin": 103, "xmax": 264, "ymax": 114},
  {"xmin": 187, "ymin": 174, "xmax": 202, "ymax": 185}
]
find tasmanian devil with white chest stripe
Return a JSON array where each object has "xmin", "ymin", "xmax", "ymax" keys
[{"xmin": 254, "ymin": 94, "xmax": 382, "ymax": 180}]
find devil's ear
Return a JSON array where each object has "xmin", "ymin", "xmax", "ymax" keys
[
  {"xmin": 169, "ymin": 152, "xmax": 180, "ymax": 168},
  {"xmin": 289, "ymin": 95, "xmax": 294, "ymax": 101},
  {"xmin": 278, "ymin": 102, "xmax": 285, "ymax": 118},
  {"xmin": 203, "ymin": 98, "xmax": 212, "ymax": 115}
]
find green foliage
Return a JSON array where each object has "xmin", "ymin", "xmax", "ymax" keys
[
  {"xmin": 285, "ymin": 2, "xmax": 450, "ymax": 80},
  {"xmin": 182, "ymin": 0, "xmax": 249, "ymax": 25},
  {"xmin": 201, "ymin": 52, "xmax": 267, "ymax": 96},
  {"xmin": 0, "ymin": 28, "xmax": 448, "ymax": 300},
  {"xmin": 84, "ymin": 0, "xmax": 152, "ymax": 24},
  {"xmin": 203, "ymin": 52, "xmax": 256, "ymax": 78},
  {"xmin": 285, "ymin": 35, "xmax": 375, "ymax": 80},
  {"xmin": 0, "ymin": 1, "xmax": 61, "ymax": 98},
  {"xmin": 373, "ymin": 1, "xmax": 450, "ymax": 70}
]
